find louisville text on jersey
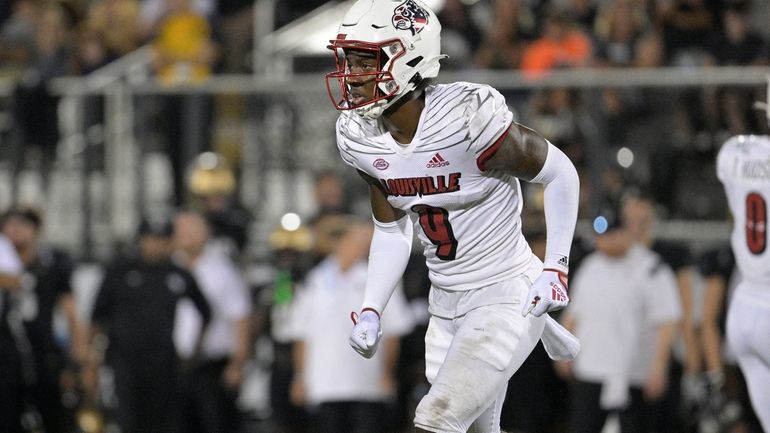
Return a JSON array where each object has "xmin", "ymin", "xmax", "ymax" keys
[{"xmin": 379, "ymin": 172, "xmax": 461, "ymax": 197}]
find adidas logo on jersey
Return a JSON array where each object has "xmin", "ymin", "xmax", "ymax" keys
[{"xmin": 426, "ymin": 153, "xmax": 450, "ymax": 168}]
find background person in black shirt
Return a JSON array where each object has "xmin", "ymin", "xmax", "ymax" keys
[
  {"xmin": 1, "ymin": 207, "xmax": 86, "ymax": 433},
  {"xmin": 88, "ymin": 216, "xmax": 211, "ymax": 433}
]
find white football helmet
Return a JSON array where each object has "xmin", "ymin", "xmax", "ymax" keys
[{"xmin": 325, "ymin": 0, "xmax": 446, "ymax": 119}]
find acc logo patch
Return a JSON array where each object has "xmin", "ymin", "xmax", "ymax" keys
[
  {"xmin": 373, "ymin": 158, "xmax": 390, "ymax": 170},
  {"xmin": 392, "ymin": 0, "xmax": 429, "ymax": 36}
]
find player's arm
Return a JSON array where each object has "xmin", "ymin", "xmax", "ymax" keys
[
  {"xmin": 483, "ymin": 123, "xmax": 580, "ymax": 316},
  {"xmin": 482, "ymin": 123, "xmax": 549, "ymax": 180},
  {"xmin": 357, "ymin": 169, "xmax": 410, "ymax": 314},
  {"xmin": 359, "ymin": 170, "xmax": 406, "ymax": 223},
  {"xmin": 350, "ymin": 170, "xmax": 412, "ymax": 358},
  {"xmin": 483, "ymin": 123, "xmax": 578, "ymax": 271}
]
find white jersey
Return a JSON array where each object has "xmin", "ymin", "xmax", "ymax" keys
[
  {"xmin": 336, "ymin": 82, "xmax": 539, "ymax": 291},
  {"xmin": 717, "ymin": 135, "xmax": 770, "ymax": 286}
]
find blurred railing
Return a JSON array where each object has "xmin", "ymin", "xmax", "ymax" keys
[{"xmin": 6, "ymin": 65, "xmax": 769, "ymax": 260}]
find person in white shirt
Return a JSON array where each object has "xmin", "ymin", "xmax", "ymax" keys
[
  {"xmin": 621, "ymin": 195, "xmax": 699, "ymax": 432},
  {"xmin": 0, "ymin": 233, "xmax": 23, "ymax": 433},
  {"xmin": 289, "ymin": 218, "xmax": 413, "ymax": 433},
  {"xmin": 716, "ymin": 130, "xmax": 770, "ymax": 432},
  {"xmin": 558, "ymin": 200, "xmax": 681, "ymax": 433},
  {"xmin": 173, "ymin": 210, "xmax": 252, "ymax": 433},
  {"xmin": 326, "ymin": 1, "xmax": 581, "ymax": 432}
]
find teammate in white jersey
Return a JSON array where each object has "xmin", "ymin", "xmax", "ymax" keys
[
  {"xmin": 717, "ymin": 130, "xmax": 770, "ymax": 431},
  {"xmin": 325, "ymin": 1, "xmax": 580, "ymax": 432}
]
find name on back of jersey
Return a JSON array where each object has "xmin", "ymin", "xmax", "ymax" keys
[
  {"xmin": 720, "ymin": 135, "xmax": 770, "ymax": 183},
  {"xmin": 741, "ymin": 158, "xmax": 770, "ymax": 181}
]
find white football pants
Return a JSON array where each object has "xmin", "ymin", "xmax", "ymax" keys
[
  {"xmin": 726, "ymin": 281, "xmax": 770, "ymax": 432},
  {"xmin": 414, "ymin": 301, "xmax": 545, "ymax": 432}
]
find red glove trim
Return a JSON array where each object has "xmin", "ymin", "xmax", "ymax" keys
[
  {"xmin": 351, "ymin": 308, "xmax": 381, "ymax": 325},
  {"xmin": 543, "ymin": 268, "xmax": 569, "ymax": 289}
]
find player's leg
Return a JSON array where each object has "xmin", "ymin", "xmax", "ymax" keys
[
  {"xmin": 733, "ymin": 356, "xmax": 770, "ymax": 432},
  {"xmin": 414, "ymin": 303, "xmax": 546, "ymax": 433},
  {"xmin": 414, "ymin": 313, "xmax": 453, "ymax": 433},
  {"xmin": 725, "ymin": 286, "xmax": 770, "ymax": 432},
  {"xmin": 467, "ymin": 383, "xmax": 507, "ymax": 433}
]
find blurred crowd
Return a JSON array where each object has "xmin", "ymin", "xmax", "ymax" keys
[
  {"xmin": 0, "ymin": 153, "xmax": 765, "ymax": 433},
  {"xmin": 2, "ymin": 0, "xmax": 769, "ymax": 77},
  {"xmin": 3, "ymin": 0, "xmax": 770, "ymax": 217}
]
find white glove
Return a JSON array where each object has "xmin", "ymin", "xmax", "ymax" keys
[
  {"xmin": 349, "ymin": 309, "xmax": 383, "ymax": 359},
  {"xmin": 522, "ymin": 269, "xmax": 569, "ymax": 317}
]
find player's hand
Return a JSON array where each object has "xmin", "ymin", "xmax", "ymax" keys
[
  {"xmin": 349, "ymin": 309, "xmax": 382, "ymax": 359},
  {"xmin": 522, "ymin": 269, "xmax": 569, "ymax": 317}
]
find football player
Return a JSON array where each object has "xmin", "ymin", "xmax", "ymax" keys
[
  {"xmin": 326, "ymin": 1, "xmax": 581, "ymax": 432},
  {"xmin": 715, "ymin": 82, "xmax": 770, "ymax": 432}
]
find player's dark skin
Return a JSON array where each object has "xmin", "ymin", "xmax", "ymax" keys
[
  {"xmin": 346, "ymin": 51, "xmax": 545, "ymax": 433},
  {"xmin": 345, "ymin": 52, "xmax": 550, "ymax": 226}
]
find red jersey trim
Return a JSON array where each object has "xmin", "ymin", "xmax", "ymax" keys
[{"xmin": 476, "ymin": 123, "xmax": 512, "ymax": 171}]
